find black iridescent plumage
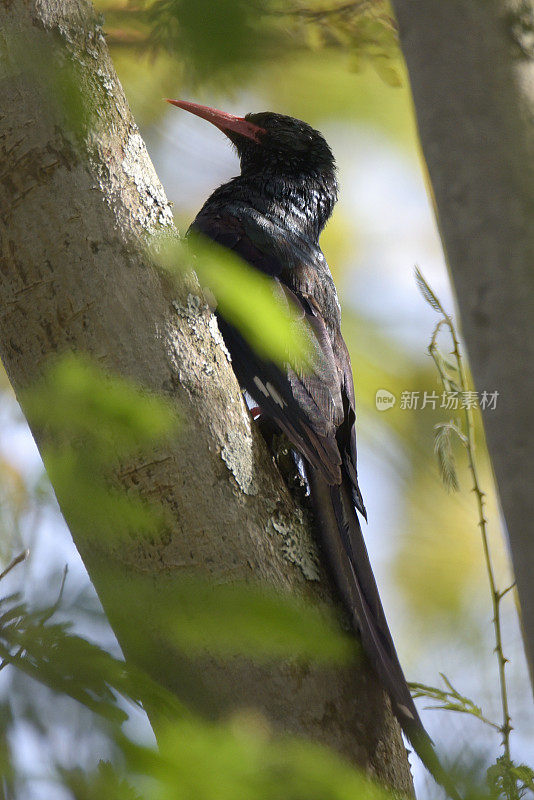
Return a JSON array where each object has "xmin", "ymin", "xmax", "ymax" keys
[{"xmin": 171, "ymin": 102, "xmax": 456, "ymax": 793}]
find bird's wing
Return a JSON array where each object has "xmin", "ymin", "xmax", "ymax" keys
[
  {"xmin": 333, "ymin": 332, "xmax": 367, "ymax": 517},
  {"xmin": 191, "ymin": 208, "xmax": 349, "ymax": 487}
]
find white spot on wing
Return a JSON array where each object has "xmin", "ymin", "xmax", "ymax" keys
[
  {"xmin": 397, "ymin": 704, "xmax": 415, "ymax": 720},
  {"xmin": 266, "ymin": 382, "xmax": 286, "ymax": 408},
  {"xmin": 253, "ymin": 376, "xmax": 269, "ymax": 396}
]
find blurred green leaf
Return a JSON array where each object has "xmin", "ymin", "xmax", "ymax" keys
[
  {"xmin": 152, "ymin": 234, "xmax": 312, "ymax": 369},
  {"xmin": 0, "ymin": 456, "xmax": 28, "ymax": 563},
  {"xmin": 122, "ymin": 714, "xmax": 394, "ymax": 800},
  {"xmin": 23, "ymin": 355, "xmax": 176, "ymax": 454},
  {"xmin": 61, "ymin": 761, "xmax": 143, "ymax": 800},
  {"xmin": 21, "ymin": 355, "xmax": 179, "ymax": 544},
  {"xmin": 371, "ymin": 56, "xmax": 402, "ymax": 87},
  {"xmin": 97, "ymin": 566, "xmax": 355, "ymax": 665},
  {"xmin": 99, "ymin": 0, "xmax": 402, "ymax": 91},
  {"xmin": 0, "ymin": 703, "xmax": 15, "ymax": 798},
  {"xmin": 141, "ymin": 0, "xmax": 274, "ymax": 82},
  {"xmin": 5, "ymin": 33, "xmax": 96, "ymax": 141},
  {"xmin": 0, "ymin": 568, "xmax": 188, "ymax": 742},
  {"xmin": 42, "ymin": 449, "xmax": 160, "ymax": 542},
  {"xmin": 0, "ymin": 587, "xmax": 182, "ymax": 725},
  {"xmin": 304, "ymin": 23, "xmax": 327, "ymax": 51},
  {"xmin": 159, "ymin": 578, "xmax": 356, "ymax": 663}
]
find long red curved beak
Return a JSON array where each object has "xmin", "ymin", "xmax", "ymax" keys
[{"xmin": 166, "ymin": 99, "xmax": 265, "ymax": 144}]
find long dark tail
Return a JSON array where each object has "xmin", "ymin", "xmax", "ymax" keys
[{"xmin": 307, "ymin": 467, "xmax": 461, "ymax": 800}]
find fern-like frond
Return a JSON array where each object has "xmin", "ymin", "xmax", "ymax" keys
[
  {"xmin": 434, "ymin": 423, "xmax": 459, "ymax": 491},
  {"xmin": 415, "ymin": 266, "xmax": 444, "ymax": 314}
]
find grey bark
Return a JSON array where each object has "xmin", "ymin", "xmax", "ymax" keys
[
  {"xmin": 391, "ymin": 0, "xmax": 534, "ymax": 686},
  {"xmin": 0, "ymin": 0, "xmax": 413, "ymax": 789}
]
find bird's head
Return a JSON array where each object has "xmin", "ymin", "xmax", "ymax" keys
[{"xmin": 166, "ymin": 100, "xmax": 337, "ymax": 189}]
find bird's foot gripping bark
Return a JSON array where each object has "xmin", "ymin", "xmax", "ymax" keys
[
  {"xmin": 247, "ymin": 395, "xmax": 309, "ymax": 505},
  {"xmin": 268, "ymin": 431, "xmax": 310, "ymax": 510}
]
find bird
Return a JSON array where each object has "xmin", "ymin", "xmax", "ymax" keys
[{"xmin": 167, "ymin": 99, "xmax": 458, "ymax": 797}]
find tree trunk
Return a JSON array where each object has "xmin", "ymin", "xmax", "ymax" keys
[
  {"xmin": 391, "ymin": 0, "xmax": 534, "ymax": 685},
  {"xmin": 0, "ymin": 0, "xmax": 413, "ymax": 789}
]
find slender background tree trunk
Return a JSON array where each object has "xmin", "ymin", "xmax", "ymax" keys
[
  {"xmin": 0, "ymin": 0, "xmax": 413, "ymax": 789},
  {"xmin": 391, "ymin": 0, "xmax": 534, "ymax": 686}
]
